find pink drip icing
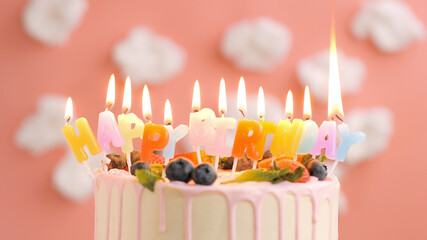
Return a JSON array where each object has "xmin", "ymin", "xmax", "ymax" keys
[
  {"xmin": 130, "ymin": 181, "xmax": 144, "ymax": 240},
  {"xmin": 95, "ymin": 173, "xmax": 339, "ymax": 240}
]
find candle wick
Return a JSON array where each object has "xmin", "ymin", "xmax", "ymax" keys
[
  {"xmin": 105, "ymin": 103, "xmax": 113, "ymax": 111},
  {"xmin": 146, "ymin": 116, "xmax": 151, "ymax": 122},
  {"xmin": 65, "ymin": 117, "xmax": 71, "ymax": 125},
  {"xmin": 305, "ymin": 117, "xmax": 311, "ymax": 121},
  {"xmin": 220, "ymin": 110, "xmax": 225, "ymax": 117},
  {"xmin": 239, "ymin": 109, "xmax": 246, "ymax": 118},
  {"xmin": 333, "ymin": 114, "xmax": 344, "ymax": 123},
  {"xmin": 122, "ymin": 108, "xmax": 129, "ymax": 114}
]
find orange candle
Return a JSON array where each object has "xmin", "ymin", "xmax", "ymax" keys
[
  {"xmin": 231, "ymin": 77, "xmax": 263, "ymax": 161},
  {"xmin": 140, "ymin": 85, "xmax": 170, "ymax": 163},
  {"xmin": 140, "ymin": 122, "xmax": 169, "ymax": 163}
]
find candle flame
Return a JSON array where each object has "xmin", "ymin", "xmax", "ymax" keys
[
  {"xmin": 303, "ymin": 86, "xmax": 312, "ymax": 120},
  {"xmin": 106, "ymin": 74, "xmax": 115, "ymax": 109},
  {"xmin": 237, "ymin": 76, "xmax": 247, "ymax": 115},
  {"xmin": 122, "ymin": 76, "xmax": 131, "ymax": 113},
  {"xmin": 192, "ymin": 80, "xmax": 201, "ymax": 112},
  {"xmin": 65, "ymin": 97, "xmax": 73, "ymax": 122},
  {"xmin": 285, "ymin": 90, "xmax": 293, "ymax": 119},
  {"xmin": 328, "ymin": 20, "xmax": 344, "ymax": 120},
  {"xmin": 219, "ymin": 78, "xmax": 227, "ymax": 115},
  {"xmin": 164, "ymin": 99, "xmax": 173, "ymax": 125},
  {"xmin": 142, "ymin": 85, "xmax": 152, "ymax": 121},
  {"xmin": 257, "ymin": 87, "xmax": 265, "ymax": 119}
]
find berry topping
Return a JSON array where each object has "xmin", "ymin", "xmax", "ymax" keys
[
  {"xmin": 219, "ymin": 155, "xmax": 254, "ymax": 171},
  {"xmin": 263, "ymin": 150, "xmax": 273, "ymax": 159},
  {"xmin": 131, "ymin": 161, "xmax": 151, "ymax": 176},
  {"xmin": 130, "ymin": 151, "xmax": 140, "ymax": 165},
  {"xmin": 192, "ymin": 163, "xmax": 217, "ymax": 185},
  {"xmin": 165, "ymin": 157, "xmax": 194, "ymax": 183},
  {"xmin": 307, "ymin": 159, "xmax": 327, "ymax": 181},
  {"xmin": 152, "ymin": 153, "xmax": 166, "ymax": 165}
]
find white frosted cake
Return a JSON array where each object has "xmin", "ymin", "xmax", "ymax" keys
[{"xmin": 93, "ymin": 169, "xmax": 339, "ymax": 240}]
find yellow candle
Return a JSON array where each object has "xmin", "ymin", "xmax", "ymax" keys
[
  {"xmin": 255, "ymin": 87, "xmax": 276, "ymax": 157},
  {"xmin": 232, "ymin": 119, "xmax": 263, "ymax": 161},
  {"xmin": 270, "ymin": 119, "xmax": 304, "ymax": 159},
  {"xmin": 118, "ymin": 113, "xmax": 144, "ymax": 153},
  {"xmin": 270, "ymin": 90, "xmax": 304, "ymax": 159},
  {"xmin": 118, "ymin": 77, "xmax": 144, "ymax": 154},
  {"xmin": 62, "ymin": 117, "xmax": 101, "ymax": 163},
  {"xmin": 140, "ymin": 122, "xmax": 169, "ymax": 163},
  {"xmin": 256, "ymin": 120, "xmax": 276, "ymax": 156}
]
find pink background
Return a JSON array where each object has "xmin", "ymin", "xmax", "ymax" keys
[{"xmin": 1, "ymin": 0, "xmax": 427, "ymax": 239}]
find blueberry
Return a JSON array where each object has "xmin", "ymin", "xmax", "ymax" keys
[
  {"xmin": 307, "ymin": 160, "xmax": 327, "ymax": 180},
  {"xmin": 131, "ymin": 161, "xmax": 151, "ymax": 176},
  {"xmin": 166, "ymin": 158, "xmax": 194, "ymax": 183},
  {"xmin": 192, "ymin": 163, "xmax": 217, "ymax": 185}
]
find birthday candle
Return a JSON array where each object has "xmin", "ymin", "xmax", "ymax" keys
[
  {"xmin": 188, "ymin": 80, "xmax": 216, "ymax": 164},
  {"xmin": 117, "ymin": 77, "xmax": 144, "ymax": 154},
  {"xmin": 97, "ymin": 74, "xmax": 125, "ymax": 152},
  {"xmin": 62, "ymin": 98, "xmax": 101, "ymax": 163},
  {"xmin": 205, "ymin": 78, "xmax": 237, "ymax": 159},
  {"xmin": 255, "ymin": 87, "xmax": 276, "ymax": 159},
  {"xmin": 336, "ymin": 123, "xmax": 366, "ymax": 162},
  {"xmin": 297, "ymin": 86, "xmax": 319, "ymax": 155},
  {"xmin": 140, "ymin": 85, "xmax": 170, "ymax": 163},
  {"xmin": 231, "ymin": 77, "xmax": 263, "ymax": 162},
  {"xmin": 270, "ymin": 91, "xmax": 304, "ymax": 159},
  {"xmin": 163, "ymin": 99, "xmax": 189, "ymax": 160}
]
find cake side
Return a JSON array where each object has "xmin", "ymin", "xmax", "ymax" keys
[{"xmin": 94, "ymin": 172, "xmax": 339, "ymax": 240}]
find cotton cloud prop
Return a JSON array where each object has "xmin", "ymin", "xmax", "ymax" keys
[
  {"xmin": 23, "ymin": 0, "xmax": 88, "ymax": 45},
  {"xmin": 112, "ymin": 27, "xmax": 186, "ymax": 86},
  {"xmin": 15, "ymin": 95, "xmax": 67, "ymax": 155},
  {"xmin": 52, "ymin": 150, "xmax": 100, "ymax": 201},
  {"xmin": 221, "ymin": 18, "xmax": 292, "ymax": 72},
  {"xmin": 345, "ymin": 107, "xmax": 393, "ymax": 165},
  {"xmin": 351, "ymin": 0, "xmax": 425, "ymax": 53},
  {"xmin": 297, "ymin": 50, "xmax": 365, "ymax": 102}
]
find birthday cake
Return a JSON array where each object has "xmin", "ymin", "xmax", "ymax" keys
[
  {"xmin": 93, "ymin": 153, "xmax": 340, "ymax": 240},
  {"xmin": 63, "ymin": 36, "xmax": 364, "ymax": 239}
]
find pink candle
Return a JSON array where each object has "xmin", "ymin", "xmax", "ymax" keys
[
  {"xmin": 97, "ymin": 75, "xmax": 125, "ymax": 152},
  {"xmin": 310, "ymin": 121, "xmax": 337, "ymax": 160}
]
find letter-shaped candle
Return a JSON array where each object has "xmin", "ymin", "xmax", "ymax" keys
[
  {"xmin": 62, "ymin": 98, "xmax": 101, "ymax": 163},
  {"xmin": 118, "ymin": 77, "xmax": 144, "ymax": 154},
  {"xmin": 255, "ymin": 87, "xmax": 276, "ymax": 158},
  {"xmin": 336, "ymin": 123, "xmax": 365, "ymax": 162},
  {"xmin": 163, "ymin": 99, "xmax": 189, "ymax": 161},
  {"xmin": 231, "ymin": 77, "xmax": 263, "ymax": 172},
  {"xmin": 140, "ymin": 85, "xmax": 170, "ymax": 163},
  {"xmin": 97, "ymin": 74, "xmax": 125, "ymax": 152},
  {"xmin": 188, "ymin": 80, "xmax": 216, "ymax": 163},
  {"xmin": 310, "ymin": 121, "xmax": 337, "ymax": 159},
  {"xmin": 270, "ymin": 91, "xmax": 304, "ymax": 159},
  {"xmin": 297, "ymin": 86, "xmax": 319, "ymax": 155},
  {"xmin": 205, "ymin": 78, "xmax": 237, "ymax": 159}
]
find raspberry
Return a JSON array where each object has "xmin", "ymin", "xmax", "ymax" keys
[{"xmin": 151, "ymin": 153, "xmax": 165, "ymax": 165}]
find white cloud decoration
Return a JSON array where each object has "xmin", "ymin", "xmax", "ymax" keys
[
  {"xmin": 221, "ymin": 17, "xmax": 292, "ymax": 72},
  {"xmin": 112, "ymin": 27, "xmax": 186, "ymax": 86},
  {"xmin": 351, "ymin": 0, "xmax": 425, "ymax": 53},
  {"xmin": 22, "ymin": 0, "xmax": 88, "ymax": 45},
  {"xmin": 52, "ymin": 150, "xmax": 99, "ymax": 201},
  {"xmin": 297, "ymin": 50, "xmax": 365, "ymax": 102},
  {"xmin": 345, "ymin": 107, "xmax": 393, "ymax": 165},
  {"xmin": 15, "ymin": 95, "xmax": 67, "ymax": 155}
]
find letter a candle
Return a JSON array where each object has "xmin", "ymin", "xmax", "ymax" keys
[{"xmin": 231, "ymin": 77, "xmax": 263, "ymax": 176}]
